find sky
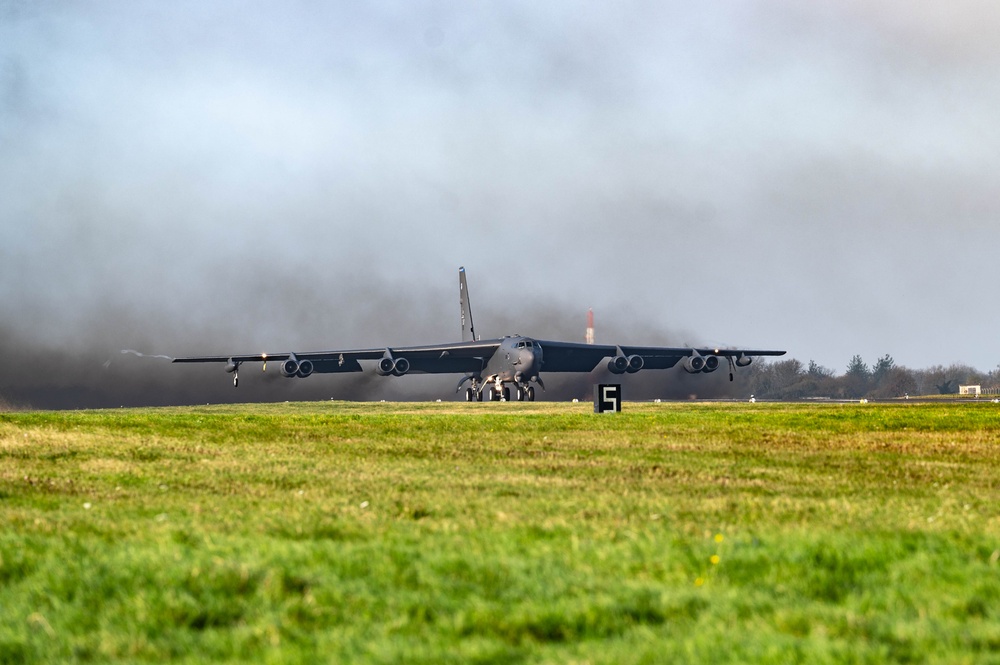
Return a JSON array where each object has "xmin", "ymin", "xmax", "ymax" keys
[{"xmin": 3, "ymin": 1, "xmax": 999, "ymax": 407}]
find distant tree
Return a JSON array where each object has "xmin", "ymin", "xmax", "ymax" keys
[
  {"xmin": 912, "ymin": 364, "xmax": 987, "ymax": 396},
  {"xmin": 871, "ymin": 354, "xmax": 895, "ymax": 385},
  {"xmin": 807, "ymin": 360, "xmax": 835, "ymax": 378},
  {"xmin": 843, "ymin": 355, "xmax": 871, "ymax": 398},
  {"xmin": 870, "ymin": 366, "xmax": 917, "ymax": 399},
  {"xmin": 745, "ymin": 360, "xmax": 778, "ymax": 398},
  {"xmin": 845, "ymin": 355, "xmax": 870, "ymax": 378},
  {"xmin": 731, "ymin": 357, "xmax": 993, "ymax": 401},
  {"xmin": 796, "ymin": 360, "xmax": 839, "ymax": 398},
  {"xmin": 987, "ymin": 365, "xmax": 1000, "ymax": 391},
  {"xmin": 747, "ymin": 358, "xmax": 807, "ymax": 398},
  {"xmin": 774, "ymin": 359, "xmax": 804, "ymax": 386}
]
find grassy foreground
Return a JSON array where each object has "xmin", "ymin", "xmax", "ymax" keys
[{"xmin": 1, "ymin": 401, "xmax": 999, "ymax": 664}]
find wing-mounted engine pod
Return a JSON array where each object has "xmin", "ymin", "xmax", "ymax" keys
[
  {"xmin": 224, "ymin": 359, "xmax": 240, "ymax": 374},
  {"xmin": 297, "ymin": 359, "xmax": 314, "ymax": 378},
  {"xmin": 377, "ymin": 356, "xmax": 410, "ymax": 376},
  {"xmin": 626, "ymin": 355, "xmax": 644, "ymax": 373},
  {"xmin": 376, "ymin": 356, "xmax": 396, "ymax": 376},
  {"xmin": 681, "ymin": 355, "xmax": 706, "ymax": 374},
  {"xmin": 735, "ymin": 354, "xmax": 753, "ymax": 367},
  {"xmin": 281, "ymin": 358, "xmax": 300, "ymax": 377},
  {"xmin": 703, "ymin": 355, "xmax": 720, "ymax": 373},
  {"xmin": 608, "ymin": 355, "xmax": 629, "ymax": 374}
]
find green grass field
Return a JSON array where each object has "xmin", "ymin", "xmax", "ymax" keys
[{"xmin": 2, "ymin": 401, "xmax": 999, "ymax": 664}]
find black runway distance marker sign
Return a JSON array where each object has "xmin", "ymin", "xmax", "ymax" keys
[{"xmin": 594, "ymin": 384, "xmax": 622, "ymax": 413}]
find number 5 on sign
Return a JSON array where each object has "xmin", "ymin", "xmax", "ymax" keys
[{"xmin": 594, "ymin": 384, "xmax": 621, "ymax": 413}]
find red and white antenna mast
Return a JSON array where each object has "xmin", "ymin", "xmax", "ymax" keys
[{"xmin": 585, "ymin": 308, "xmax": 595, "ymax": 345}]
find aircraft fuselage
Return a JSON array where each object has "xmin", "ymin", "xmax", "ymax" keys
[{"xmin": 482, "ymin": 336, "xmax": 543, "ymax": 384}]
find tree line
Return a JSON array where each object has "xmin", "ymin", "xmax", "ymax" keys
[{"xmin": 732, "ymin": 355, "xmax": 1000, "ymax": 400}]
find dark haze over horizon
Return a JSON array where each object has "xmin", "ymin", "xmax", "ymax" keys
[{"xmin": 3, "ymin": 2, "xmax": 1000, "ymax": 408}]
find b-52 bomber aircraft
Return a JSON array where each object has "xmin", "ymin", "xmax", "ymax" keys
[{"xmin": 173, "ymin": 267, "xmax": 785, "ymax": 401}]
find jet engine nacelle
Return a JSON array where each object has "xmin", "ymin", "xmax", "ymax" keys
[
  {"xmin": 681, "ymin": 354, "xmax": 722, "ymax": 374},
  {"xmin": 608, "ymin": 355, "xmax": 629, "ymax": 374},
  {"xmin": 225, "ymin": 359, "xmax": 239, "ymax": 374},
  {"xmin": 281, "ymin": 358, "xmax": 300, "ymax": 378},
  {"xmin": 377, "ymin": 356, "xmax": 410, "ymax": 376},
  {"xmin": 681, "ymin": 355, "xmax": 706, "ymax": 373},
  {"xmin": 609, "ymin": 355, "xmax": 643, "ymax": 374},
  {"xmin": 376, "ymin": 357, "xmax": 395, "ymax": 376},
  {"xmin": 735, "ymin": 354, "xmax": 753, "ymax": 367},
  {"xmin": 296, "ymin": 359, "xmax": 314, "ymax": 378}
]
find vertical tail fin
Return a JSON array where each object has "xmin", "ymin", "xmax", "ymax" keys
[{"xmin": 459, "ymin": 266, "xmax": 477, "ymax": 342}]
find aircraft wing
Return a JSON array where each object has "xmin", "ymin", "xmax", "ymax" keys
[
  {"xmin": 536, "ymin": 340, "xmax": 785, "ymax": 372},
  {"xmin": 172, "ymin": 340, "xmax": 503, "ymax": 375},
  {"xmin": 621, "ymin": 345, "xmax": 786, "ymax": 370},
  {"xmin": 534, "ymin": 341, "xmax": 621, "ymax": 372}
]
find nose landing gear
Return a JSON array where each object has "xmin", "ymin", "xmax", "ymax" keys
[{"xmin": 485, "ymin": 378, "xmax": 508, "ymax": 401}]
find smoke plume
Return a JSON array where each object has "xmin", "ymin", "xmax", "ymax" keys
[{"xmin": 4, "ymin": 2, "xmax": 999, "ymax": 408}]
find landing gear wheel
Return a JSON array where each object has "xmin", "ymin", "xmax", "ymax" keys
[
  {"xmin": 477, "ymin": 390, "xmax": 483, "ymax": 402},
  {"xmin": 526, "ymin": 386, "xmax": 535, "ymax": 401},
  {"xmin": 466, "ymin": 388, "xmax": 475, "ymax": 402},
  {"xmin": 515, "ymin": 387, "xmax": 525, "ymax": 401},
  {"xmin": 233, "ymin": 374, "xmax": 239, "ymax": 388},
  {"xmin": 502, "ymin": 387, "xmax": 511, "ymax": 402}
]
